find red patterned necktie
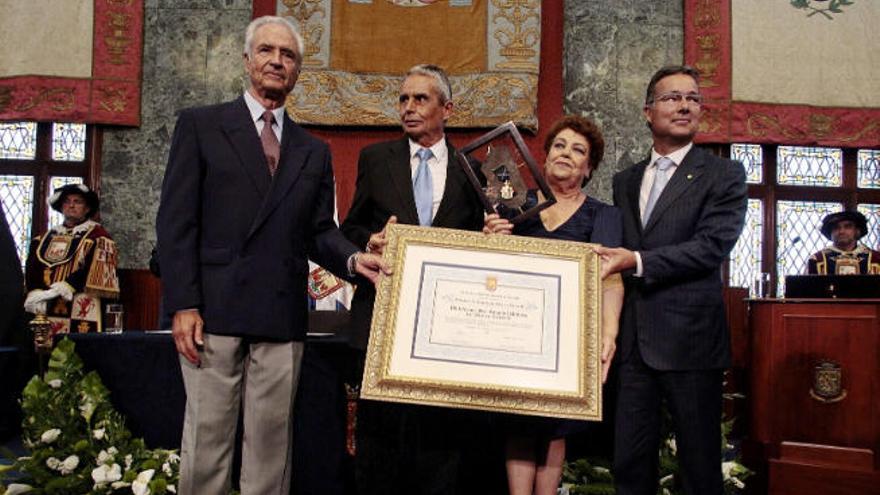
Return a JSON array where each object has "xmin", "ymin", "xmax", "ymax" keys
[{"xmin": 261, "ymin": 110, "xmax": 280, "ymax": 176}]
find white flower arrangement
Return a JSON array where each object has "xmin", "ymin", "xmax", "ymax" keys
[
  {"xmin": 0, "ymin": 339, "xmax": 180, "ymax": 494},
  {"xmin": 39, "ymin": 429, "xmax": 60, "ymax": 444}
]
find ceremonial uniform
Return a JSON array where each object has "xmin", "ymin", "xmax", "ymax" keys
[
  {"xmin": 25, "ymin": 219, "xmax": 120, "ymax": 334},
  {"xmin": 806, "ymin": 244, "xmax": 880, "ymax": 275}
]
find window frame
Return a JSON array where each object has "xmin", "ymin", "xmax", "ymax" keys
[
  {"xmin": 722, "ymin": 143, "xmax": 880, "ymax": 297},
  {"xmin": 0, "ymin": 121, "xmax": 102, "ymax": 259}
]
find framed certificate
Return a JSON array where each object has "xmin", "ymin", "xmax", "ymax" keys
[{"xmin": 361, "ymin": 224, "xmax": 603, "ymax": 421}]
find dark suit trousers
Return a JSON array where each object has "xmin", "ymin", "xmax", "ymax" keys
[{"xmin": 613, "ymin": 346, "xmax": 723, "ymax": 495}]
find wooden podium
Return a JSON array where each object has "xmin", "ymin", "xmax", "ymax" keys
[{"xmin": 748, "ymin": 299, "xmax": 880, "ymax": 495}]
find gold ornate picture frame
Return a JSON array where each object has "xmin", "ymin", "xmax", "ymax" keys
[{"xmin": 361, "ymin": 225, "xmax": 603, "ymax": 421}]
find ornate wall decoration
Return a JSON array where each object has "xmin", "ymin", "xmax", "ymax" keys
[
  {"xmin": 279, "ymin": 0, "xmax": 541, "ymax": 129},
  {"xmin": 685, "ymin": 0, "xmax": 880, "ymax": 147},
  {"xmin": 0, "ymin": 0, "xmax": 143, "ymax": 125}
]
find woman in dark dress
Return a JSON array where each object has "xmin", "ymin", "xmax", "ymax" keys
[{"xmin": 484, "ymin": 115, "xmax": 624, "ymax": 495}]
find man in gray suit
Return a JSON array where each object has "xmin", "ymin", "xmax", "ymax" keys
[
  {"xmin": 157, "ymin": 16, "xmax": 386, "ymax": 494},
  {"xmin": 595, "ymin": 65, "xmax": 747, "ymax": 495}
]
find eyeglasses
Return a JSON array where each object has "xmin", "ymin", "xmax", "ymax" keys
[{"xmin": 649, "ymin": 92, "xmax": 703, "ymax": 106}]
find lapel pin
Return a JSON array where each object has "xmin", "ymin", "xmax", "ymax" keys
[{"xmin": 687, "ymin": 174, "xmax": 694, "ymax": 180}]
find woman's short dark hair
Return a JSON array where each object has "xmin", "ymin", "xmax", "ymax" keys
[{"xmin": 543, "ymin": 115, "xmax": 605, "ymax": 187}]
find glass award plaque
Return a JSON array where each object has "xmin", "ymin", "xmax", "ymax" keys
[{"xmin": 456, "ymin": 121, "xmax": 556, "ymax": 224}]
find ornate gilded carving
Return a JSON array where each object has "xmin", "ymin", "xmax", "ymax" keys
[
  {"xmin": 698, "ymin": 106, "xmax": 723, "ymax": 134},
  {"xmin": 15, "ymin": 88, "xmax": 76, "ymax": 112},
  {"xmin": 104, "ymin": 12, "xmax": 132, "ymax": 65},
  {"xmin": 491, "ymin": 0, "xmax": 540, "ymax": 70},
  {"xmin": 98, "ymin": 87, "xmax": 128, "ymax": 113},
  {"xmin": 281, "ymin": 0, "xmax": 327, "ymax": 65}
]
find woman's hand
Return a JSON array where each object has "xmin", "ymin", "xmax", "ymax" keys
[{"xmin": 483, "ymin": 213, "xmax": 513, "ymax": 235}]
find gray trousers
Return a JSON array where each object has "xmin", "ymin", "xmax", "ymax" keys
[{"xmin": 177, "ymin": 333, "xmax": 304, "ymax": 495}]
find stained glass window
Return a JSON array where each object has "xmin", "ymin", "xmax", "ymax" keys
[
  {"xmin": 48, "ymin": 176, "xmax": 86, "ymax": 227},
  {"xmin": 729, "ymin": 199, "xmax": 763, "ymax": 295},
  {"xmin": 857, "ymin": 150, "xmax": 880, "ymax": 189},
  {"xmin": 857, "ymin": 204, "xmax": 880, "ymax": 251},
  {"xmin": 0, "ymin": 175, "xmax": 35, "ymax": 266},
  {"xmin": 777, "ymin": 146, "xmax": 842, "ymax": 187},
  {"xmin": 731, "ymin": 143, "xmax": 762, "ymax": 184},
  {"xmin": 0, "ymin": 122, "xmax": 38, "ymax": 160},
  {"xmin": 776, "ymin": 200, "xmax": 842, "ymax": 296},
  {"xmin": 51, "ymin": 123, "xmax": 87, "ymax": 162}
]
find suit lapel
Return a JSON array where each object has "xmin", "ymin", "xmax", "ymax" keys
[
  {"xmin": 247, "ymin": 113, "xmax": 311, "ymax": 238},
  {"xmin": 221, "ymin": 97, "xmax": 271, "ymax": 197},
  {"xmin": 626, "ymin": 159, "xmax": 648, "ymax": 230},
  {"xmin": 387, "ymin": 138, "xmax": 420, "ymax": 225},
  {"xmin": 643, "ymin": 147, "xmax": 705, "ymax": 233}
]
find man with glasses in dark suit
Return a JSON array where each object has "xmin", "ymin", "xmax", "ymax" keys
[{"xmin": 595, "ymin": 65, "xmax": 747, "ymax": 495}]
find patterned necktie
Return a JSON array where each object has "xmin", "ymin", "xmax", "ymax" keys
[
  {"xmin": 260, "ymin": 110, "xmax": 280, "ymax": 176},
  {"xmin": 642, "ymin": 156, "xmax": 674, "ymax": 226},
  {"xmin": 413, "ymin": 148, "xmax": 434, "ymax": 226}
]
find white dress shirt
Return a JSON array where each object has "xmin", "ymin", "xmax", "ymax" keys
[
  {"xmin": 408, "ymin": 138, "xmax": 449, "ymax": 222},
  {"xmin": 634, "ymin": 142, "xmax": 693, "ymax": 276}
]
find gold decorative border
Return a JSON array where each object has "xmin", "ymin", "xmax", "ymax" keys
[
  {"xmin": 362, "ymin": 225, "xmax": 602, "ymax": 421},
  {"xmin": 281, "ymin": 0, "xmax": 540, "ymax": 129}
]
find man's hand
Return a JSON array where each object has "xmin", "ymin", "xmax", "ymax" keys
[
  {"xmin": 355, "ymin": 252, "xmax": 392, "ymax": 284},
  {"xmin": 593, "ymin": 246, "xmax": 637, "ymax": 279},
  {"xmin": 366, "ymin": 216, "xmax": 397, "ymax": 256},
  {"xmin": 601, "ymin": 332, "xmax": 617, "ymax": 384},
  {"xmin": 173, "ymin": 309, "xmax": 204, "ymax": 365},
  {"xmin": 483, "ymin": 213, "xmax": 513, "ymax": 236}
]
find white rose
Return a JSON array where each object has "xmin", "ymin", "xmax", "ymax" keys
[
  {"xmin": 167, "ymin": 485, "xmax": 176, "ymax": 493},
  {"xmin": 93, "ymin": 428, "xmax": 106, "ymax": 440},
  {"xmin": 92, "ymin": 462, "xmax": 122, "ymax": 484},
  {"xmin": 47, "ymin": 379, "xmax": 62, "ymax": 389},
  {"xmin": 46, "ymin": 457, "xmax": 61, "ymax": 470},
  {"xmin": 124, "ymin": 454, "xmax": 133, "ymax": 470},
  {"xmin": 722, "ymin": 460, "xmax": 735, "ymax": 478},
  {"xmin": 162, "ymin": 461, "xmax": 172, "ymax": 477},
  {"xmin": 108, "ymin": 446, "xmax": 118, "ymax": 455},
  {"xmin": 97, "ymin": 449, "xmax": 114, "ymax": 464},
  {"xmin": 4, "ymin": 483, "xmax": 33, "ymax": 494},
  {"xmin": 40, "ymin": 428, "xmax": 61, "ymax": 444},
  {"xmin": 59, "ymin": 455, "xmax": 79, "ymax": 475},
  {"xmin": 132, "ymin": 468, "xmax": 155, "ymax": 495}
]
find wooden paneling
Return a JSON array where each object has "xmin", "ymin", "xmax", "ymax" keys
[
  {"xmin": 117, "ymin": 269, "xmax": 162, "ymax": 331},
  {"xmin": 748, "ymin": 300, "xmax": 880, "ymax": 494}
]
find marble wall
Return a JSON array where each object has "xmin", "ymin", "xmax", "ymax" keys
[{"xmin": 100, "ymin": 0, "xmax": 685, "ymax": 268}]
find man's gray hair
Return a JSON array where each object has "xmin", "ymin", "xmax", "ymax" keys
[
  {"xmin": 243, "ymin": 16, "xmax": 304, "ymax": 64},
  {"xmin": 405, "ymin": 64, "xmax": 453, "ymax": 103}
]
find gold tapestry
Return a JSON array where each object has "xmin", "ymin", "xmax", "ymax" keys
[{"xmin": 278, "ymin": 0, "xmax": 541, "ymax": 129}]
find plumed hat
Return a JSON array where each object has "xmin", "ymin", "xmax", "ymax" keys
[
  {"xmin": 820, "ymin": 210, "xmax": 868, "ymax": 240},
  {"xmin": 48, "ymin": 183, "xmax": 99, "ymax": 218}
]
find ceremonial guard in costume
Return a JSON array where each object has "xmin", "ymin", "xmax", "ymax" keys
[
  {"xmin": 807, "ymin": 210, "xmax": 880, "ymax": 275},
  {"xmin": 24, "ymin": 184, "xmax": 120, "ymax": 334}
]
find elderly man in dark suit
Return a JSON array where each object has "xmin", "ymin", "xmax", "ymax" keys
[
  {"xmin": 157, "ymin": 16, "xmax": 386, "ymax": 495},
  {"xmin": 594, "ymin": 65, "xmax": 747, "ymax": 495},
  {"xmin": 340, "ymin": 64, "xmax": 485, "ymax": 494}
]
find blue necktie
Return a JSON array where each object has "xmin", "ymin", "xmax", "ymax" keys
[
  {"xmin": 642, "ymin": 157, "xmax": 674, "ymax": 227},
  {"xmin": 414, "ymin": 148, "xmax": 434, "ymax": 226}
]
